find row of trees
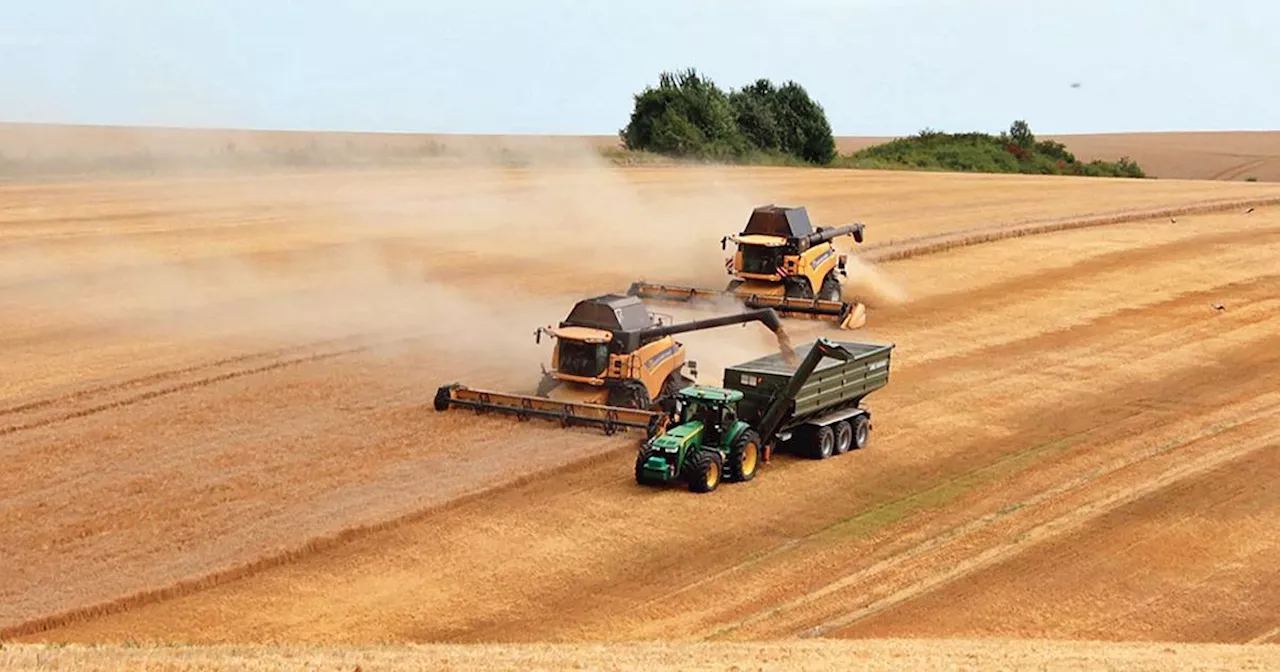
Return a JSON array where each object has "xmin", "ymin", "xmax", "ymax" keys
[
  {"xmin": 618, "ymin": 70, "xmax": 1146, "ymax": 178},
  {"xmin": 620, "ymin": 69, "xmax": 837, "ymax": 165}
]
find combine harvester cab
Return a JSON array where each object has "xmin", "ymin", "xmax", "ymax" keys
[
  {"xmin": 628, "ymin": 204, "xmax": 870, "ymax": 330},
  {"xmin": 434, "ymin": 294, "xmax": 796, "ymax": 438},
  {"xmin": 635, "ymin": 336, "xmax": 894, "ymax": 493}
]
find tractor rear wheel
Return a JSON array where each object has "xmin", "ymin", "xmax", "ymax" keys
[
  {"xmin": 810, "ymin": 425, "xmax": 835, "ymax": 460},
  {"xmin": 687, "ymin": 448, "xmax": 725, "ymax": 493},
  {"xmin": 727, "ymin": 429, "xmax": 762, "ymax": 482}
]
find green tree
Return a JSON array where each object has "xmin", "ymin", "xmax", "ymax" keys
[
  {"xmin": 728, "ymin": 79, "xmax": 782, "ymax": 153},
  {"xmin": 771, "ymin": 81, "xmax": 837, "ymax": 164},
  {"xmin": 620, "ymin": 68, "xmax": 745, "ymax": 158}
]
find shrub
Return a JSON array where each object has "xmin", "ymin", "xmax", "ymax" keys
[{"xmin": 842, "ymin": 120, "xmax": 1146, "ymax": 178}]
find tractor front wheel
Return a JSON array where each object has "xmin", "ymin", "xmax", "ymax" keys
[
  {"xmin": 635, "ymin": 448, "xmax": 663, "ymax": 486},
  {"xmin": 687, "ymin": 449, "xmax": 725, "ymax": 493},
  {"xmin": 727, "ymin": 429, "xmax": 762, "ymax": 482}
]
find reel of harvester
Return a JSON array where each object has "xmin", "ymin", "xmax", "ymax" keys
[{"xmin": 434, "ymin": 383, "xmax": 670, "ymax": 438}]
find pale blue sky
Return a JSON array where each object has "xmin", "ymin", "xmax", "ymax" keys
[{"xmin": 2, "ymin": 1, "xmax": 1276, "ymax": 136}]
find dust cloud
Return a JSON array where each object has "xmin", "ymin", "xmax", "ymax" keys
[
  {"xmin": 1, "ymin": 131, "xmax": 796, "ymax": 393},
  {"xmin": 840, "ymin": 253, "xmax": 908, "ymax": 307}
]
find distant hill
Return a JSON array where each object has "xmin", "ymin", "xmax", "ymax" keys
[{"xmin": 0, "ymin": 122, "xmax": 1276, "ymax": 181}]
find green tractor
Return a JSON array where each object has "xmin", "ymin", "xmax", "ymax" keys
[
  {"xmin": 633, "ymin": 337, "xmax": 895, "ymax": 493},
  {"xmin": 634, "ymin": 386, "xmax": 764, "ymax": 493}
]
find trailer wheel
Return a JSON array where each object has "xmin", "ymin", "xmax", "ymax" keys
[
  {"xmin": 851, "ymin": 415, "xmax": 870, "ymax": 450},
  {"xmin": 833, "ymin": 420, "xmax": 853, "ymax": 455},
  {"xmin": 688, "ymin": 449, "xmax": 724, "ymax": 493},
  {"xmin": 727, "ymin": 429, "xmax": 762, "ymax": 482},
  {"xmin": 811, "ymin": 425, "xmax": 835, "ymax": 460}
]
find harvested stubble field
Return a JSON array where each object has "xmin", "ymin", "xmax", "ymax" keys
[{"xmin": 2, "ymin": 138, "xmax": 1279, "ymax": 669}]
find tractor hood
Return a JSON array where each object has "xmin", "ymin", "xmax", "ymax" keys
[{"xmin": 649, "ymin": 421, "xmax": 703, "ymax": 451}]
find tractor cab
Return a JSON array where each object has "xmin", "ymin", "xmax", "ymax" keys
[{"xmin": 672, "ymin": 385, "xmax": 744, "ymax": 446}]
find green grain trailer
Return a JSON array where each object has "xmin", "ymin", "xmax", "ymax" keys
[{"xmin": 635, "ymin": 337, "xmax": 894, "ymax": 492}]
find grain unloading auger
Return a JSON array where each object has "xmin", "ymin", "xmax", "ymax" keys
[
  {"xmin": 434, "ymin": 294, "xmax": 796, "ymax": 437},
  {"xmin": 627, "ymin": 204, "xmax": 869, "ymax": 330}
]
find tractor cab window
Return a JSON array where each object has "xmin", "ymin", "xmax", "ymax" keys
[
  {"xmin": 698, "ymin": 401, "xmax": 727, "ymax": 444},
  {"xmin": 557, "ymin": 340, "xmax": 609, "ymax": 378},
  {"xmin": 740, "ymin": 245, "xmax": 783, "ymax": 275},
  {"xmin": 678, "ymin": 400, "xmax": 701, "ymax": 424}
]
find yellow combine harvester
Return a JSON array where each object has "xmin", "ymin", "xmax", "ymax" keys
[
  {"xmin": 435, "ymin": 293, "xmax": 794, "ymax": 437},
  {"xmin": 627, "ymin": 204, "xmax": 869, "ymax": 330}
]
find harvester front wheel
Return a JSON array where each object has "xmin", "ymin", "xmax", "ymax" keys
[
  {"xmin": 608, "ymin": 380, "xmax": 651, "ymax": 410},
  {"xmin": 687, "ymin": 449, "xmax": 724, "ymax": 493},
  {"xmin": 727, "ymin": 429, "xmax": 762, "ymax": 482},
  {"xmin": 535, "ymin": 374, "xmax": 559, "ymax": 397},
  {"xmin": 656, "ymin": 372, "xmax": 693, "ymax": 415},
  {"xmin": 833, "ymin": 420, "xmax": 853, "ymax": 455}
]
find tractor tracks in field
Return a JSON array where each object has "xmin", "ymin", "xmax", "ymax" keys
[
  {"xmin": 0, "ymin": 332, "xmax": 418, "ymax": 441},
  {"xmin": 1210, "ymin": 158, "xmax": 1274, "ymax": 182},
  {"xmin": 0, "ymin": 423, "xmax": 641, "ymax": 640},
  {"xmin": 701, "ymin": 382, "xmax": 1280, "ymax": 641},
  {"xmin": 860, "ymin": 195, "xmax": 1280, "ymax": 264}
]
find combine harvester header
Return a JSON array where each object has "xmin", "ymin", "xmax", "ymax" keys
[
  {"xmin": 434, "ymin": 383, "xmax": 668, "ymax": 438},
  {"xmin": 434, "ymin": 294, "xmax": 799, "ymax": 439},
  {"xmin": 628, "ymin": 204, "xmax": 870, "ymax": 330}
]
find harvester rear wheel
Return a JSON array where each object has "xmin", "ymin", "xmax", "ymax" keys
[
  {"xmin": 811, "ymin": 425, "xmax": 835, "ymax": 460},
  {"xmin": 727, "ymin": 429, "xmax": 762, "ymax": 482},
  {"xmin": 688, "ymin": 449, "xmax": 724, "ymax": 493},
  {"xmin": 820, "ymin": 271, "xmax": 842, "ymax": 302},
  {"xmin": 833, "ymin": 420, "xmax": 853, "ymax": 455}
]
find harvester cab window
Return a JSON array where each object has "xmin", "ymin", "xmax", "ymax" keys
[
  {"xmin": 740, "ymin": 245, "xmax": 782, "ymax": 275},
  {"xmin": 557, "ymin": 340, "xmax": 609, "ymax": 378}
]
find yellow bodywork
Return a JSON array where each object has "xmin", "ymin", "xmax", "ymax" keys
[
  {"xmin": 731, "ymin": 235, "xmax": 843, "ymax": 298},
  {"xmin": 548, "ymin": 333, "xmax": 688, "ymax": 406}
]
